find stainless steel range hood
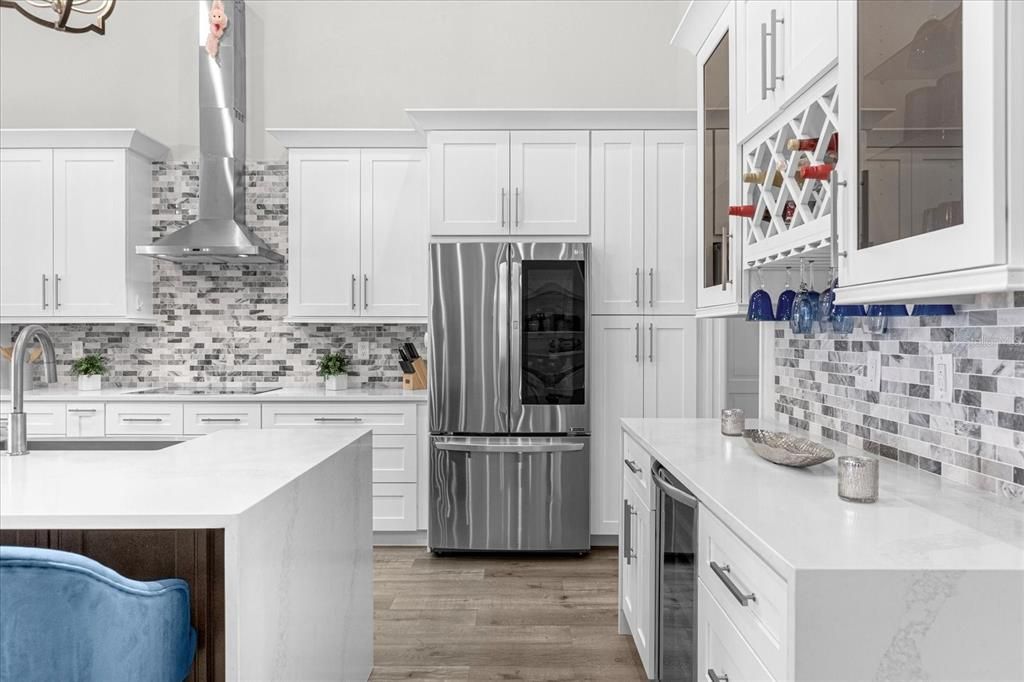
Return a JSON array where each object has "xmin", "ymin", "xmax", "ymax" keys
[{"xmin": 137, "ymin": 0, "xmax": 283, "ymax": 264}]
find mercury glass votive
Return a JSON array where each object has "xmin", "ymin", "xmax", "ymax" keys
[
  {"xmin": 721, "ymin": 409, "xmax": 745, "ymax": 436},
  {"xmin": 837, "ymin": 456, "xmax": 879, "ymax": 503}
]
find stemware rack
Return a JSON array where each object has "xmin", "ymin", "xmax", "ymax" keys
[{"xmin": 740, "ymin": 76, "xmax": 839, "ymax": 270}]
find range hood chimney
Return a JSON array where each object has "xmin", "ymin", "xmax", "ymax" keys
[{"xmin": 137, "ymin": 0, "xmax": 283, "ymax": 264}]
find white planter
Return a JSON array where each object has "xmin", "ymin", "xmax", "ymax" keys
[
  {"xmin": 324, "ymin": 375, "xmax": 348, "ymax": 391},
  {"xmin": 78, "ymin": 375, "xmax": 102, "ymax": 391}
]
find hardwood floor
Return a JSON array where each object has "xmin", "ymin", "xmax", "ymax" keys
[{"xmin": 371, "ymin": 547, "xmax": 647, "ymax": 681}]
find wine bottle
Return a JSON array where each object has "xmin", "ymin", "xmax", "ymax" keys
[
  {"xmin": 786, "ymin": 137, "xmax": 818, "ymax": 151},
  {"xmin": 728, "ymin": 205, "xmax": 756, "ymax": 218},
  {"xmin": 742, "ymin": 170, "xmax": 784, "ymax": 187},
  {"xmin": 824, "ymin": 133, "xmax": 839, "ymax": 164},
  {"xmin": 799, "ymin": 163, "xmax": 834, "ymax": 181},
  {"xmin": 782, "ymin": 200, "xmax": 797, "ymax": 225}
]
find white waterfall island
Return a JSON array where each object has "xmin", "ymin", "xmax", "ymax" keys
[{"xmin": 0, "ymin": 428, "xmax": 373, "ymax": 681}]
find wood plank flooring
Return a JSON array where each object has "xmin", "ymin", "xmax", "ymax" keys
[{"xmin": 371, "ymin": 547, "xmax": 646, "ymax": 681}]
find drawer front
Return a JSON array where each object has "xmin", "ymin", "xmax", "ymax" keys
[
  {"xmin": 373, "ymin": 434, "xmax": 417, "ymax": 483},
  {"xmin": 699, "ymin": 508, "xmax": 787, "ymax": 679},
  {"xmin": 183, "ymin": 403, "xmax": 261, "ymax": 435},
  {"xmin": 622, "ymin": 431, "xmax": 653, "ymax": 508},
  {"xmin": 698, "ymin": 580, "xmax": 776, "ymax": 682},
  {"xmin": 66, "ymin": 403, "xmax": 105, "ymax": 437},
  {"xmin": 372, "ymin": 482, "xmax": 418, "ymax": 531},
  {"xmin": 0, "ymin": 402, "xmax": 67, "ymax": 436},
  {"xmin": 105, "ymin": 403, "xmax": 184, "ymax": 436},
  {"xmin": 261, "ymin": 403, "xmax": 416, "ymax": 435}
]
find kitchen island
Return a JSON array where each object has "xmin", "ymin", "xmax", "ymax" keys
[
  {"xmin": 619, "ymin": 418, "xmax": 1024, "ymax": 681},
  {"xmin": 0, "ymin": 428, "xmax": 373, "ymax": 681}
]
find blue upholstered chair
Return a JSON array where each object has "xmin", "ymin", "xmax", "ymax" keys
[{"xmin": 0, "ymin": 546, "xmax": 196, "ymax": 682}]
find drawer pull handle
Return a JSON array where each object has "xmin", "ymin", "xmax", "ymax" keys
[
  {"xmin": 200, "ymin": 417, "xmax": 242, "ymax": 423},
  {"xmin": 624, "ymin": 458, "xmax": 642, "ymax": 474},
  {"xmin": 710, "ymin": 561, "xmax": 756, "ymax": 606},
  {"xmin": 122, "ymin": 417, "xmax": 164, "ymax": 423},
  {"xmin": 314, "ymin": 416, "xmax": 364, "ymax": 423},
  {"xmin": 707, "ymin": 669, "xmax": 729, "ymax": 682},
  {"xmin": 67, "ymin": 408, "xmax": 97, "ymax": 414}
]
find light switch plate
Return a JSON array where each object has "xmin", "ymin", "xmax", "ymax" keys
[
  {"xmin": 865, "ymin": 351, "xmax": 881, "ymax": 392},
  {"xmin": 934, "ymin": 353, "xmax": 954, "ymax": 403},
  {"xmin": 72, "ymin": 341, "xmax": 84, "ymax": 357},
  {"xmin": 357, "ymin": 341, "xmax": 370, "ymax": 360}
]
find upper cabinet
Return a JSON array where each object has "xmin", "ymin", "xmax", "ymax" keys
[
  {"xmin": 284, "ymin": 143, "xmax": 429, "ymax": 321},
  {"xmin": 590, "ymin": 131, "xmax": 697, "ymax": 315},
  {"xmin": 0, "ymin": 130, "xmax": 167, "ymax": 323},
  {"xmin": 429, "ymin": 130, "xmax": 589, "ymax": 237}
]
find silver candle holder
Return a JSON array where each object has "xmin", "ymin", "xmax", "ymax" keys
[
  {"xmin": 837, "ymin": 456, "xmax": 879, "ymax": 503},
  {"xmin": 721, "ymin": 409, "xmax": 745, "ymax": 436}
]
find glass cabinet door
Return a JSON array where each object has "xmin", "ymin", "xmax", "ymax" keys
[{"xmin": 839, "ymin": 0, "xmax": 1005, "ymax": 288}]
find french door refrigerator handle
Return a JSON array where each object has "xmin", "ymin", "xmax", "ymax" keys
[
  {"xmin": 506, "ymin": 250, "xmax": 519, "ymax": 429},
  {"xmin": 435, "ymin": 441, "xmax": 585, "ymax": 453}
]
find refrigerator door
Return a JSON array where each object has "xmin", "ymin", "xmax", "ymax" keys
[
  {"xmin": 429, "ymin": 242, "xmax": 510, "ymax": 434},
  {"xmin": 429, "ymin": 435, "xmax": 591, "ymax": 552},
  {"xmin": 509, "ymin": 243, "xmax": 589, "ymax": 434}
]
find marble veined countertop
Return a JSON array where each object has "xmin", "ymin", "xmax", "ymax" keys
[
  {"xmin": 0, "ymin": 428, "xmax": 371, "ymax": 529},
  {"xmin": 621, "ymin": 418, "xmax": 1024, "ymax": 577},
  {"xmin": 0, "ymin": 385, "xmax": 427, "ymax": 402}
]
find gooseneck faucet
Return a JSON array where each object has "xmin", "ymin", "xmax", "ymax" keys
[{"xmin": 6, "ymin": 325, "xmax": 58, "ymax": 456}]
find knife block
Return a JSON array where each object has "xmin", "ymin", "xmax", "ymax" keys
[{"xmin": 403, "ymin": 358, "xmax": 428, "ymax": 391}]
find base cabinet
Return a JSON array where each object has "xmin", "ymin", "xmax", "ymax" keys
[{"xmin": 619, "ymin": 442, "xmax": 656, "ymax": 679}]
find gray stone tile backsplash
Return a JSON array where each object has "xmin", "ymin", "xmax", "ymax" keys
[
  {"xmin": 10, "ymin": 162, "xmax": 425, "ymax": 388},
  {"xmin": 774, "ymin": 292, "xmax": 1024, "ymax": 503}
]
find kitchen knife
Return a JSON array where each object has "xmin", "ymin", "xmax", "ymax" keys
[
  {"xmin": 399, "ymin": 359, "xmax": 415, "ymax": 374},
  {"xmin": 403, "ymin": 342, "xmax": 420, "ymax": 359},
  {"xmin": 398, "ymin": 347, "xmax": 411, "ymax": 363}
]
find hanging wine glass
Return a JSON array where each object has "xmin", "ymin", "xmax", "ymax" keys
[
  {"xmin": 790, "ymin": 260, "xmax": 816, "ymax": 335},
  {"xmin": 776, "ymin": 266, "xmax": 796, "ymax": 321},
  {"xmin": 832, "ymin": 303, "xmax": 866, "ymax": 334},
  {"xmin": 818, "ymin": 266, "xmax": 837, "ymax": 332},
  {"xmin": 806, "ymin": 260, "xmax": 821, "ymax": 321},
  {"xmin": 746, "ymin": 267, "xmax": 775, "ymax": 322}
]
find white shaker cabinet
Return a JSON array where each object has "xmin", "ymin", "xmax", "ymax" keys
[
  {"xmin": 428, "ymin": 131, "xmax": 510, "ymax": 236},
  {"xmin": 0, "ymin": 149, "xmax": 52, "ymax": 318},
  {"xmin": 287, "ymin": 147, "xmax": 428, "ymax": 321},
  {"xmin": 509, "ymin": 131, "xmax": 590, "ymax": 236}
]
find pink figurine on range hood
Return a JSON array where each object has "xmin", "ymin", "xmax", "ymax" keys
[{"xmin": 205, "ymin": 0, "xmax": 228, "ymax": 58}]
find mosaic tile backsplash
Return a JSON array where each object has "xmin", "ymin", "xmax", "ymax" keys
[
  {"xmin": 774, "ymin": 291, "xmax": 1024, "ymax": 503},
  {"xmin": 11, "ymin": 162, "xmax": 425, "ymax": 388}
]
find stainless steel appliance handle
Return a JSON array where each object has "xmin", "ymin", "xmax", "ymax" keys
[
  {"xmin": 648, "ymin": 268, "xmax": 654, "ymax": 308},
  {"xmin": 768, "ymin": 9, "xmax": 784, "ymax": 91},
  {"xmin": 201, "ymin": 417, "xmax": 242, "ymax": 423},
  {"xmin": 648, "ymin": 322, "xmax": 654, "ymax": 362},
  {"xmin": 67, "ymin": 408, "xmax": 97, "ymax": 414},
  {"xmin": 653, "ymin": 468, "xmax": 698, "ymax": 508},
  {"xmin": 351, "ymin": 274, "xmax": 357, "ymax": 310},
  {"xmin": 364, "ymin": 274, "xmax": 369, "ymax": 310},
  {"xmin": 41, "ymin": 274, "xmax": 48, "ymax": 310},
  {"xmin": 634, "ymin": 268, "xmax": 640, "ymax": 308},
  {"xmin": 122, "ymin": 417, "xmax": 164, "ymax": 423},
  {"xmin": 707, "ymin": 669, "xmax": 729, "ymax": 682},
  {"xmin": 830, "ymin": 169, "xmax": 848, "ymax": 265},
  {"xmin": 710, "ymin": 561, "xmax": 756, "ymax": 605},
  {"xmin": 498, "ymin": 255, "xmax": 510, "ymax": 428},
  {"xmin": 624, "ymin": 458, "xmax": 641, "ymax": 474},
  {"xmin": 622, "ymin": 499, "xmax": 635, "ymax": 565},
  {"xmin": 634, "ymin": 323, "xmax": 640, "ymax": 363},
  {"xmin": 509, "ymin": 257, "xmax": 522, "ymax": 425},
  {"xmin": 436, "ymin": 441, "xmax": 585, "ymax": 453},
  {"xmin": 314, "ymin": 416, "xmax": 364, "ymax": 423},
  {"xmin": 55, "ymin": 274, "xmax": 61, "ymax": 309},
  {"xmin": 500, "ymin": 188, "xmax": 506, "ymax": 228},
  {"xmin": 760, "ymin": 22, "xmax": 768, "ymax": 100}
]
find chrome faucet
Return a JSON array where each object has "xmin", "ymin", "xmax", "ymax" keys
[{"xmin": 5, "ymin": 325, "xmax": 58, "ymax": 456}]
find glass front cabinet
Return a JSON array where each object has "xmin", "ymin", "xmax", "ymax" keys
[{"xmin": 836, "ymin": 0, "xmax": 1021, "ymax": 301}]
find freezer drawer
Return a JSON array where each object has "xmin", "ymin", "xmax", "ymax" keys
[{"xmin": 428, "ymin": 435, "xmax": 590, "ymax": 552}]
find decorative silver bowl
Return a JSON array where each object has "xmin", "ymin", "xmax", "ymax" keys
[{"xmin": 742, "ymin": 429, "xmax": 835, "ymax": 468}]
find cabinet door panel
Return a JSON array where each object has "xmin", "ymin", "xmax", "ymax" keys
[
  {"xmin": 0, "ymin": 149, "xmax": 53, "ymax": 317},
  {"xmin": 361, "ymin": 150, "xmax": 428, "ymax": 318},
  {"xmin": 590, "ymin": 316, "xmax": 644, "ymax": 535},
  {"xmin": 643, "ymin": 316, "xmax": 698, "ymax": 419},
  {"xmin": 429, "ymin": 131, "xmax": 509, "ymax": 236},
  {"xmin": 288, "ymin": 150, "xmax": 361, "ymax": 316},
  {"xmin": 633, "ymin": 498, "xmax": 656, "ymax": 679},
  {"xmin": 645, "ymin": 131, "xmax": 697, "ymax": 315},
  {"xmin": 510, "ymin": 131, "xmax": 589, "ymax": 236},
  {"xmin": 52, "ymin": 149, "xmax": 126, "ymax": 317},
  {"xmin": 786, "ymin": 0, "xmax": 837, "ymax": 98},
  {"xmin": 736, "ymin": 0, "xmax": 781, "ymax": 140},
  {"xmin": 590, "ymin": 132, "xmax": 644, "ymax": 315}
]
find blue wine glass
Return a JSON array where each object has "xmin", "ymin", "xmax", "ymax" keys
[
  {"xmin": 746, "ymin": 268, "xmax": 775, "ymax": 322},
  {"xmin": 864, "ymin": 304, "xmax": 909, "ymax": 334},
  {"xmin": 911, "ymin": 304, "xmax": 956, "ymax": 316},
  {"xmin": 775, "ymin": 267, "xmax": 796, "ymax": 321},
  {"xmin": 832, "ymin": 304, "xmax": 866, "ymax": 334}
]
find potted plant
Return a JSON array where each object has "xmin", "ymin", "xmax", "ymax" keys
[
  {"xmin": 317, "ymin": 351, "xmax": 350, "ymax": 391},
  {"xmin": 71, "ymin": 354, "xmax": 107, "ymax": 391}
]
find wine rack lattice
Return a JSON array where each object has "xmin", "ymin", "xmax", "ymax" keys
[{"xmin": 742, "ymin": 78, "xmax": 838, "ymax": 269}]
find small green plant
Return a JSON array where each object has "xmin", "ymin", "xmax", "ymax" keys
[
  {"xmin": 70, "ymin": 354, "xmax": 107, "ymax": 377},
  {"xmin": 316, "ymin": 351, "xmax": 350, "ymax": 377}
]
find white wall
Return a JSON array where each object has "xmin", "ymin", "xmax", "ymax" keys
[{"xmin": 0, "ymin": 0, "xmax": 695, "ymax": 160}]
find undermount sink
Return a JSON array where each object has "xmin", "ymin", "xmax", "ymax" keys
[{"xmin": 0, "ymin": 439, "xmax": 182, "ymax": 452}]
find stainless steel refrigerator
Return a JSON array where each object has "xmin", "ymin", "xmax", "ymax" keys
[{"xmin": 428, "ymin": 242, "xmax": 590, "ymax": 553}]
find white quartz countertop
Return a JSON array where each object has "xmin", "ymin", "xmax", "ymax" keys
[
  {"xmin": 0, "ymin": 385, "xmax": 427, "ymax": 403},
  {"xmin": 0, "ymin": 428, "xmax": 371, "ymax": 529},
  {"xmin": 622, "ymin": 418, "xmax": 1024, "ymax": 577}
]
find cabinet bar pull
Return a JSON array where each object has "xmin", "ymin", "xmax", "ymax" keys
[
  {"xmin": 624, "ymin": 458, "xmax": 641, "ymax": 474},
  {"xmin": 351, "ymin": 275, "xmax": 357, "ymax": 310},
  {"xmin": 648, "ymin": 322, "xmax": 654, "ymax": 362},
  {"xmin": 622, "ymin": 499, "xmax": 635, "ymax": 565},
  {"xmin": 634, "ymin": 323, "xmax": 640, "ymax": 363},
  {"xmin": 710, "ymin": 561, "xmax": 756, "ymax": 606},
  {"xmin": 768, "ymin": 9, "xmax": 784, "ymax": 91},
  {"xmin": 707, "ymin": 669, "xmax": 729, "ymax": 682},
  {"xmin": 648, "ymin": 268, "xmax": 654, "ymax": 308},
  {"xmin": 200, "ymin": 417, "xmax": 241, "ymax": 423},
  {"xmin": 54, "ymin": 274, "xmax": 61, "ymax": 309},
  {"xmin": 634, "ymin": 268, "xmax": 641, "ymax": 308},
  {"xmin": 364, "ymin": 274, "xmax": 369, "ymax": 310},
  {"xmin": 720, "ymin": 230, "xmax": 729, "ymax": 291},
  {"xmin": 122, "ymin": 417, "xmax": 164, "ymax": 423},
  {"xmin": 41, "ymin": 274, "xmax": 48, "ymax": 310},
  {"xmin": 314, "ymin": 416, "xmax": 364, "ymax": 423},
  {"xmin": 514, "ymin": 187, "xmax": 520, "ymax": 228},
  {"xmin": 500, "ymin": 188, "xmax": 506, "ymax": 228},
  {"xmin": 830, "ymin": 169, "xmax": 848, "ymax": 266},
  {"xmin": 760, "ymin": 22, "xmax": 768, "ymax": 100},
  {"xmin": 67, "ymin": 408, "xmax": 97, "ymax": 414}
]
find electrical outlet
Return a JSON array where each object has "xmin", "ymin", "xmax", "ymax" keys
[
  {"xmin": 934, "ymin": 353, "xmax": 954, "ymax": 403},
  {"xmin": 865, "ymin": 351, "xmax": 881, "ymax": 392},
  {"xmin": 357, "ymin": 342, "xmax": 370, "ymax": 360},
  {"xmin": 72, "ymin": 341, "xmax": 84, "ymax": 357}
]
